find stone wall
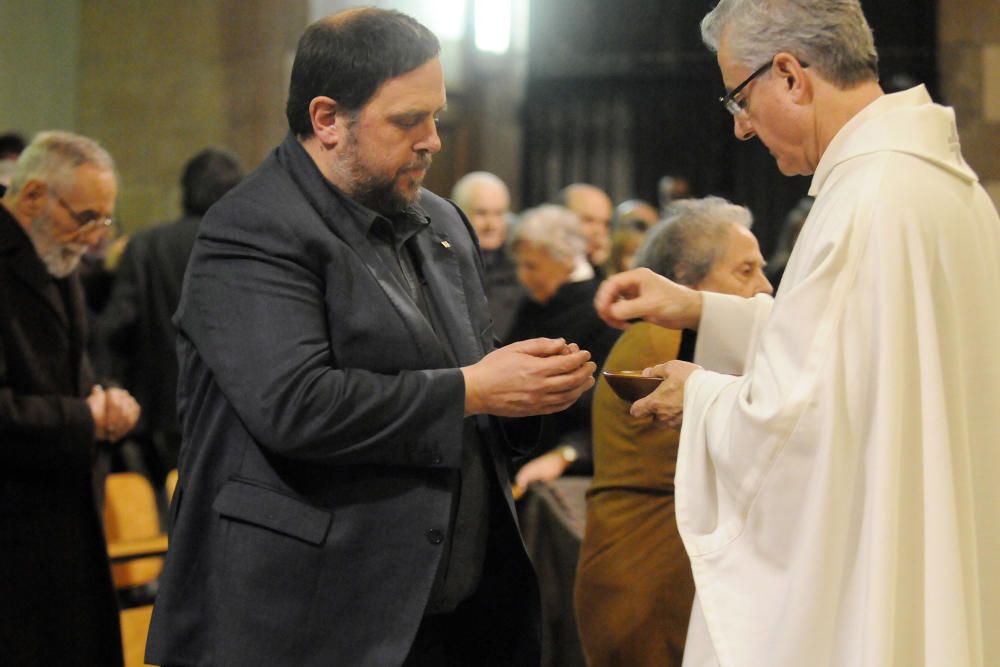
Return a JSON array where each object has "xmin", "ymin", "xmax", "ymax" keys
[
  {"xmin": 77, "ymin": 0, "xmax": 306, "ymax": 230},
  {"xmin": 3, "ymin": 1, "xmax": 998, "ymax": 222},
  {"xmin": 939, "ymin": 0, "xmax": 1000, "ymax": 207}
]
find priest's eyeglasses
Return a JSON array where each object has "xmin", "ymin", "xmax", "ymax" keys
[
  {"xmin": 56, "ymin": 195, "xmax": 114, "ymax": 234},
  {"xmin": 720, "ymin": 57, "xmax": 809, "ymax": 117},
  {"xmin": 720, "ymin": 60, "xmax": 773, "ymax": 116}
]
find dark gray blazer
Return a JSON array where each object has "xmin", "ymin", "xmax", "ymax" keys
[{"xmin": 146, "ymin": 135, "xmax": 541, "ymax": 667}]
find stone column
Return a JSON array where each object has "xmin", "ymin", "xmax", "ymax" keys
[
  {"xmin": 940, "ymin": 0, "xmax": 1000, "ymax": 208},
  {"xmin": 77, "ymin": 0, "xmax": 307, "ymax": 231}
]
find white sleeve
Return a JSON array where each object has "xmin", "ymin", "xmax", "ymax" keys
[{"xmin": 693, "ymin": 292, "xmax": 773, "ymax": 375}]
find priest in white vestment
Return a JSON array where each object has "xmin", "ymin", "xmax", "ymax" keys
[{"xmin": 593, "ymin": 1, "xmax": 1000, "ymax": 666}]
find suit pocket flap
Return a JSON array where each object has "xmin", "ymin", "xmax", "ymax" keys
[{"xmin": 212, "ymin": 478, "xmax": 331, "ymax": 545}]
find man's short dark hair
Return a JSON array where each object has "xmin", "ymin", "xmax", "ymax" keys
[
  {"xmin": 182, "ymin": 148, "xmax": 244, "ymax": 216},
  {"xmin": 285, "ymin": 8, "xmax": 441, "ymax": 138}
]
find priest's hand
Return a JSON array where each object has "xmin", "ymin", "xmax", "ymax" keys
[
  {"xmin": 593, "ymin": 267, "xmax": 703, "ymax": 331},
  {"xmin": 630, "ymin": 360, "xmax": 701, "ymax": 429},
  {"xmin": 462, "ymin": 338, "xmax": 596, "ymax": 417}
]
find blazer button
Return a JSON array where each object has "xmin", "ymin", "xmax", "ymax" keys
[
  {"xmin": 430, "ymin": 456, "xmax": 443, "ymax": 465},
  {"xmin": 426, "ymin": 529, "xmax": 444, "ymax": 545}
]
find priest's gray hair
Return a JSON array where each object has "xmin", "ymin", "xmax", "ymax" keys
[
  {"xmin": 450, "ymin": 171, "xmax": 509, "ymax": 213},
  {"xmin": 509, "ymin": 204, "xmax": 587, "ymax": 266},
  {"xmin": 701, "ymin": 0, "xmax": 879, "ymax": 88},
  {"xmin": 634, "ymin": 196, "xmax": 752, "ymax": 287},
  {"xmin": 7, "ymin": 131, "xmax": 115, "ymax": 196}
]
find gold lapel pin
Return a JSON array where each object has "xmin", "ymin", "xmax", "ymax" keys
[{"xmin": 441, "ymin": 240, "xmax": 451, "ymax": 249}]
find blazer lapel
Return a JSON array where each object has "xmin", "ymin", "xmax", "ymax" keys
[
  {"xmin": 277, "ymin": 136, "xmax": 449, "ymax": 368},
  {"xmin": 412, "ymin": 222, "xmax": 484, "ymax": 367}
]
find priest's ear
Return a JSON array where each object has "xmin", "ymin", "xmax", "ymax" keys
[
  {"xmin": 308, "ymin": 96, "xmax": 351, "ymax": 148},
  {"xmin": 773, "ymin": 52, "xmax": 811, "ymax": 105}
]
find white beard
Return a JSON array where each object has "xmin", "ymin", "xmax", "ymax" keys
[
  {"xmin": 27, "ymin": 211, "xmax": 87, "ymax": 277},
  {"xmin": 39, "ymin": 243, "xmax": 87, "ymax": 277}
]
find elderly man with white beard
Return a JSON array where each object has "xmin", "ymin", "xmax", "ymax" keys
[
  {"xmin": 595, "ymin": 1, "xmax": 1000, "ymax": 665},
  {"xmin": 0, "ymin": 130, "xmax": 140, "ymax": 665}
]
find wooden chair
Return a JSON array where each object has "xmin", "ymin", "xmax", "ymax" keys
[{"xmin": 104, "ymin": 472, "xmax": 169, "ymax": 667}]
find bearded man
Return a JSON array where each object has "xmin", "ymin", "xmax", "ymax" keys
[
  {"xmin": 0, "ymin": 130, "xmax": 140, "ymax": 665},
  {"xmin": 146, "ymin": 8, "xmax": 596, "ymax": 667}
]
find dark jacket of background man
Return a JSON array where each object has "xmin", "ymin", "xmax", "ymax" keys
[{"xmin": 98, "ymin": 148, "xmax": 243, "ymax": 489}]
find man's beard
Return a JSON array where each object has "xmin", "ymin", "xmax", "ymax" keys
[
  {"xmin": 338, "ymin": 134, "xmax": 432, "ymax": 215},
  {"xmin": 28, "ymin": 212, "xmax": 87, "ymax": 278}
]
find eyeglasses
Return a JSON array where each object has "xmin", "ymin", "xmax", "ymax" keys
[
  {"xmin": 720, "ymin": 57, "xmax": 809, "ymax": 117},
  {"xmin": 56, "ymin": 195, "xmax": 114, "ymax": 234},
  {"xmin": 720, "ymin": 59, "xmax": 773, "ymax": 116}
]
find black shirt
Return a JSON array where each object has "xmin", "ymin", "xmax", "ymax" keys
[{"xmin": 337, "ymin": 193, "xmax": 492, "ymax": 614}]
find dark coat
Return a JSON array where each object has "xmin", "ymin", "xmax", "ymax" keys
[
  {"xmin": 98, "ymin": 215, "xmax": 199, "ymax": 451},
  {"xmin": 506, "ymin": 278, "xmax": 621, "ymax": 470},
  {"xmin": 481, "ymin": 248, "xmax": 524, "ymax": 343},
  {"xmin": 146, "ymin": 134, "xmax": 542, "ymax": 667},
  {"xmin": 0, "ymin": 205, "xmax": 123, "ymax": 666}
]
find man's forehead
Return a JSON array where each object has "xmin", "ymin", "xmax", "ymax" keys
[
  {"xmin": 716, "ymin": 37, "xmax": 748, "ymax": 91},
  {"xmin": 62, "ymin": 164, "xmax": 117, "ymax": 205},
  {"xmin": 472, "ymin": 182, "xmax": 509, "ymax": 206},
  {"xmin": 367, "ymin": 58, "xmax": 446, "ymax": 112}
]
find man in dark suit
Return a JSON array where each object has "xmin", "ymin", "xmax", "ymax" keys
[
  {"xmin": 98, "ymin": 148, "xmax": 243, "ymax": 507},
  {"xmin": 0, "ymin": 130, "xmax": 140, "ymax": 665},
  {"xmin": 145, "ymin": 9, "xmax": 596, "ymax": 667}
]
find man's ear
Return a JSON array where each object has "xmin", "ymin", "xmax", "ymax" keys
[
  {"xmin": 773, "ymin": 52, "xmax": 811, "ymax": 104},
  {"xmin": 309, "ymin": 96, "xmax": 345, "ymax": 147},
  {"xmin": 16, "ymin": 179, "xmax": 47, "ymax": 219}
]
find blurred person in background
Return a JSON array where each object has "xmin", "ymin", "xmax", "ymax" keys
[
  {"xmin": 557, "ymin": 183, "xmax": 614, "ymax": 275},
  {"xmin": 0, "ymin": 132, "xmax": 27, "ymax": 187},
  {"xmin": 614, "ymin": 198, "xmax": 660, "ymax": 232},
  {"xmin": 451, "ymin": 171, "xmax": 524, "ymax": 341},
  {"xmin": 576, "ymin": 196, "xmax": 771, "ymax": 667},
  {"xmin": 605, "ymin": 225, "xmax": 647, "ymax": 276},
  {"xmin": 657, "ymin": 174, "xmax": 692, "ymax": 217},
  {"xmin": 97, "ymin": 147, "xmax": 244, "ymax": 514},
  {"xmin": 507, "ymin": 204, "xmax": 620, "ymax": 489},
  {"xmin": 765, "ymin": 195, "xmax": 812, "ymax": 291},
  {"xmin": 0, "ymin": 130, "xmax": 139, "ymax": 666}
]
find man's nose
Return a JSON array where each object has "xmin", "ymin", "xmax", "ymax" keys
[
  {"xmin": 755, "ymin": 269, "xmax": 774, "ymax": 296},
  {"xmin": 416, "ymin": 118, "xmax": 442, "ymax": 154},
  {"xmin": 734, "ymin": 114, "xmax": 755, "ymax": 141},
  {"xmin": 79, "ymin": 225, "xmax": 110, "ymax": 249}
]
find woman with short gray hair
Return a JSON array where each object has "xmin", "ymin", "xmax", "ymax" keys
[
  {"xmin": 576, "ymin": 197, "xmax": 770, "ymax": 667},
  {"xmin": 507, "ymin": 204, "xmax": 589, "ymax": 304},
  {"xmin": 506, "ymin": 204, "xmax": 619, "ymax": 487}
]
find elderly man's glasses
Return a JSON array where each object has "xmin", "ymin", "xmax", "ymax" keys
[{"xmin": 56, "ymin": 195, "xmax": 114, "ymax": 233}]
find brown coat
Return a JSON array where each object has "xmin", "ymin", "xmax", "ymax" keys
[{"xmin": 575, "ymin": 323, "xmax": 695, "ymax": 667}]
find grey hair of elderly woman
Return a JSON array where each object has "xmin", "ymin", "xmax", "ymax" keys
[
  {"xmin": 508, "ymin": 204, "xmax": 587, "ymax": 265},
  {"xmin": 633, "ymin": 196, "xmax": 753, "ymax": 287},
  {"xmin": 701, "ymin": 0, "xmax": 879, "ymax": 88}
]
